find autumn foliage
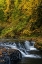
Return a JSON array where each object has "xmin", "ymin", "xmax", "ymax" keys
[{"xmin": 0, "ymin": 0, "xmax": 42, "ymax": 38}]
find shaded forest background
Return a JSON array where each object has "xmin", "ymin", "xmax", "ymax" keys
[{"xmin": 0, "ymin": 0, "xmax": 42, "ymax": 39}]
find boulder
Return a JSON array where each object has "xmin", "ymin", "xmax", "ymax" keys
[
  {"xmin": 9, "ymin": 49, "xmax": 22, "ymax": 63},
  {"xmin": 0, "ymin": 47, "xmax": 22, "ymax": 64}
]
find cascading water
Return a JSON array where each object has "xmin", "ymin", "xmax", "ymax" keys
[
  {"xmin": 25, "ymin": 41, "xmax": 37, "ymax": 51},
  {"xmin": 24, "ymin": 41, "xmax": 30, "ymax": 50},
  {"xmin": 0, "ymin": 41, "xmax": 42, "ymax": 59}
]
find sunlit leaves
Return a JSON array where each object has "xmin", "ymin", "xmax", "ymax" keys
[{"xmin": 0, "ymin": 0, "xmax": 42, "ymax": 38}]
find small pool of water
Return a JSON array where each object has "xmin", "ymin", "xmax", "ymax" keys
[{"xmin": 18, "ymin": 58, "xmax": 42, "ymax": 64}]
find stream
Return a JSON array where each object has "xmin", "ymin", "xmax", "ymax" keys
[{"xmin": 0, "ymin": 40, "xmax": 42, "ymax": 64}]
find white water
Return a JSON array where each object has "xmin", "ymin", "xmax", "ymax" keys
[
  {"xmin": 24, "ymin": 41, "xmax": 37, "ymax": 51},
  {"xmin": 0, "ymin": 41, "xmax": 41, "ymax": 58}
]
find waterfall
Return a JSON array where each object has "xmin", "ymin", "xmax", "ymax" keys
[
  {"xmin": 0, "ymin": 41, "xmax": 41, "ymax": 58},
  {"xmin": 24, "ymin": 41, "xmax": 37, "ymax": 51},
  {"xmin": 24, "ymin": 41, "xmax": 30, "ymax": 50}
]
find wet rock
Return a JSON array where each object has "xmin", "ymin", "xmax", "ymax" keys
[
  {"xmin": 0, "ymin": 47, "xmax": 22, "ymax": 64},
  {"xmin": 9, "ymin": 49, "xmax": 22, "ymax": 63},
  {"xmin": 0, "ymin": 56, "xmax": 5, "ymax": 64}
]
